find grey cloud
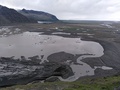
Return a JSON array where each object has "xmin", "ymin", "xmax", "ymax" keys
[{"xmin": 0, "ymin": 0, "xmax": 120, "ymax": 20}]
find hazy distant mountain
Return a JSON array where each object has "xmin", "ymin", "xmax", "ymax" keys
[
  {"xmin": 0, "ymin": 5, "xmax": 35, "ymax": 24},
  {"xmin": 18, "ymin": 9, "xmax": 59, "ymax": 21}
]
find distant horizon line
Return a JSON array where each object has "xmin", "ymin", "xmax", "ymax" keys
[{"xmin": 60, "ymin": 20, "xmax": 120, "ymax": 22}]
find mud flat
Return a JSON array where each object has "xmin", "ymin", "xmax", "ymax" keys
[
  {"xmin": 0, "ymin": 21, "xmax": 120, "ymax": 87},
  {"xmin": 79, "ymin": 38, "xmax": 120, "ymax": 78},
  {"xmin": 0, "ymin": 31, "xmax": 105, "ymax": 86}
]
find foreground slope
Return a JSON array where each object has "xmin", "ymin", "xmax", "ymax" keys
[{"xmin": 1, "ymin": 75, "xmax": 120, "ymax": 90}]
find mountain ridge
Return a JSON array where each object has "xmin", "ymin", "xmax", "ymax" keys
[
  {"xmin": 0, "ymin": 5, "xmax": 59, "ymax": 25},
  {"xmin": 18, "ymin": 9, "xmax": 58, "ymax": 21},
  {"xmin": 0, "ymin": 5, "xmax": 35, "ymax": 24}
]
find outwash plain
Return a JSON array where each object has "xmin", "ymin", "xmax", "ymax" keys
[{"xmin": 1, "ymin": 21, "xmax": 120, "ymax": 90}]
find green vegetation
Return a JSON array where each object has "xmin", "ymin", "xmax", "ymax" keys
[{"xmin": 1, "ymin": 75, "xmax": 120, "ymax": 90}]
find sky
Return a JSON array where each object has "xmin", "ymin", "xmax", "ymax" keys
[{"xmin": 0, "ymin": 0, "xmax": 120, "ymax": 21}]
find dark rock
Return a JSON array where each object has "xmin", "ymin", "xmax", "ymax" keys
[
  {"xmin": 41, "ymin": 55, "xmax": 44, "ymax": 59},
  {"xmin": 47, "ymin": 51, "xmax": 75, "ymax": 63},
  {"xmin": 54, "ymin": 64, "xmax": 74, "ymax": 79},
  {"xmin": 114, "ymin": 86, "xmax": 120, "ymax": 90},
  {"xmin": 94, "ymin": 68, "xmax": 118, "ymax": 77},
  {"xmin": 21, "ymin": 56, "xmax": 26, "ymax": 61},
  {"xmin": 28, "ymin": 55, "xmax": 39, "ymax": 60},
  {"xmin": 1, "ymin": 57, "xmax": 13, "ymax": 60},
  {"xmin": 45, "ymin": 76, "xmax": 60, "ymax": 82},
  {"xmin": 28, "ymin": 55, "xmax": 41, "ymax": 63},
  {"xmin": 0, "ymin": 58, "xmax": 73, "ymax": 87}
]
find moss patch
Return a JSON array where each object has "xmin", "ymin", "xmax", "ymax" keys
[{"xmin": 1, "ymin": 75, "xmax": 120, "ymax": 90}]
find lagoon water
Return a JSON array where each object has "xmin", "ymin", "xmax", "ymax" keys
[{"xmin": 0, "ymin": 32, "xmax": 106, "ymax": 81}]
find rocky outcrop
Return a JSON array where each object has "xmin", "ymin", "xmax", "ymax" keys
[
  {"xmin": 18, "ymin": 9, "xmax": 59, "ymax": 21},
  {"xmin": 0, "ymin": 5, "xmax": 35, "ymax": 25},
  {"xmin": 0, "ymin": 57, "xmax": 73, "ymax": 87}
]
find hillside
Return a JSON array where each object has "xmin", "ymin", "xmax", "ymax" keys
[
  {"xmin": 0, "ymin": 5, "xmax": 35, "ymax": 24},
  {"xmin": 1, "ymin": 75, "xmax": 120, "ymax": 90},
  {"xmin": 18, "ymin": 9, "xmax": 59, "ymax": 21}
]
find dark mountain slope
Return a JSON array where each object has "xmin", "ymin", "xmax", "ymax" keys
[
  {"xmin": 18, "ymin": 9, "xmax": 59, "ymax": 21},
  {"xmin": 0, "ymin": 5, "xmax": 35, "ymax": 24}
]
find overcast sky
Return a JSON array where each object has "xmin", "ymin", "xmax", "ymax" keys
[{"xmin": 0, "ymin": 0, "xmax": 120, "ymax": 21}]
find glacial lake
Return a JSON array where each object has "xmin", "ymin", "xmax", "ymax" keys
[{"xmin": 0, "ymin": 31, "xmax": 110, "ymax": 81}]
